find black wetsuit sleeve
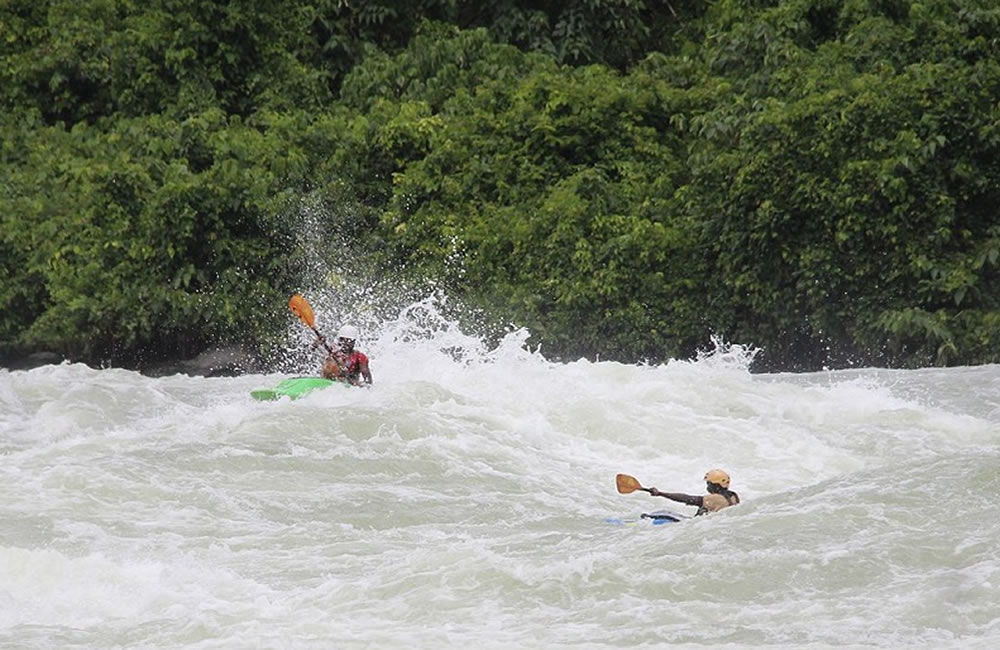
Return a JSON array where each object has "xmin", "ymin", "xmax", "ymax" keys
[{"xmin": 656, "ymin": 492, "xmax": 703, "ymax": 507}]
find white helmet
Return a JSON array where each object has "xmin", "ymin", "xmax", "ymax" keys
[{"xmin": 337, "ymin": 324, "xmax": 360, "ymax": 342}]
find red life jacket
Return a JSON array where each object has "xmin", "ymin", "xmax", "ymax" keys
[{"xmin": 341, "ymin": 350, "xmax": 368, "ymax": 378}]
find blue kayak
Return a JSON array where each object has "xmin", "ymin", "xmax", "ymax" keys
[{"xmin": 606, "ymin": 510, "xmax": 690, "ymax": 526}]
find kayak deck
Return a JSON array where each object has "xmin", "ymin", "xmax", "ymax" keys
[
  {"xmin": 250, "ymin": 377, "xmax": 340, "ymax": 401},
  {"xmin": 606, "ymin": 509, "xmax": 690, "ymax": 526}
]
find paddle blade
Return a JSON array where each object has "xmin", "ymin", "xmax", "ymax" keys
[
  {"xmin": 616, "ymin": 473, "xmax": 643, "ymax": 494},
  {"xmin": 289, "ymin": 294, "xmax": 316, "ymax": 328}
]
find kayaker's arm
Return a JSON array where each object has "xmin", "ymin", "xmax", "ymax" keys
[{"xmin": 647, "ymin": 489, "xmax": 704, "ymax": 507}]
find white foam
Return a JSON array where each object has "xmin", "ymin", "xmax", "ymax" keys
[{"xmin": 2, "ymin": 298, "xmax": 999, "ymax": 648}]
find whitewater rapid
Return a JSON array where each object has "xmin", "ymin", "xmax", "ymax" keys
[{"xmin": 2, "ymin": 306, "xmax": 999, "ymax": 648}]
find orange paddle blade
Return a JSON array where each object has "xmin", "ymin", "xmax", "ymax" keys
[
  {"xmin": 289, "ymin": 294, "xmax": 316, "ymax": 328},
  {"xmin": 616, "ymin": 473, "xmax": 643, "ymax": 494}
]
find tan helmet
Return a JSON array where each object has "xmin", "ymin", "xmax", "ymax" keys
[{"xmin": 704, "ymin": 469, "xmax": 731, "ymax": 488}]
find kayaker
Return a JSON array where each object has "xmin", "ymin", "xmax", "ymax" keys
[
  {"xmin": 322, "ymin": 324, "xmax": 373, "ymax": 386},
  {"xmin": 646, "ymin": 469, "xmax": 740, "ymax": 515}
]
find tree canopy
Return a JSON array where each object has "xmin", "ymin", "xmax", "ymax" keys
[{"xmin": 3, "ymin": 0, "xmax": 1000, "ymax": 371}]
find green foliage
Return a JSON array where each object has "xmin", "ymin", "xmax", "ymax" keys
[
  {"xmin": 450, "ymin": 0, "xmax": 668, "ymax": 67},
  {"xmin": 0, "ymin": 0, "xmax": 119, "ymax": 124},
  {"xmin": 683, "ymin": 2, "xmax": 1000, "ymax": 368},
  {"xmin": 5, "ymin": 0, "xmax": 1000, "ymax": 371},
  {"xmin": 0, "ymin": 0, "xmax": 370, "ymax": 122},
  {"xmin": 0, "ymin": 109, "xmax": 323, "ymax": 363},
  {"xmin": 358, "ymin": 34, "xmax": 710, "ymax": 360}
]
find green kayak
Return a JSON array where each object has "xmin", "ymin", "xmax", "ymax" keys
[{"xmin": 250, "ymin": 377, "xmax": 341, "ymax": 401}]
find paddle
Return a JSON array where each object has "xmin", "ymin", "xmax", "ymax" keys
[
  {"xmin": 288, "ymin": 293, "xmax": 344, "ymax": 378},
  {"xmin": 616, "ymin": 473, "xmax": 656, "ymax": 495}
]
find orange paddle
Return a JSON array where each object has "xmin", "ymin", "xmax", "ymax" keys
[
  {"xmin": 616, "ymin": 473, "xmax": 655, "ymax": 495},
  {"xmin": 289, "ymin": 294, "xmax": 341, "ymax": 376}
]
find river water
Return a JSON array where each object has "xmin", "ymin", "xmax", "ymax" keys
[{"xmin": 2, "ymin": 303, "xmax": 999, "ymax": 649}]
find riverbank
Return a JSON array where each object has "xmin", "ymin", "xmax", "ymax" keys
[{"xmin": 0, "ymin": 345, "xmax": 261, "ymax": 378}]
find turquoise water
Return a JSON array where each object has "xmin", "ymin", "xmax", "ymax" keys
[{"xmin": 2, "ymin": 306, "xmax": 999, "ymax": 649}]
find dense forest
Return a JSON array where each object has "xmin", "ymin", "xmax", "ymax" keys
[{"xmin": 3, "ymin": 0, "xmax": 1000, "ymax": 372}]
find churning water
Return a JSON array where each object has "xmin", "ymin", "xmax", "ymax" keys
[{"xmin": 2, "ymin": 301, "xmax": 999, "ymax": 649}]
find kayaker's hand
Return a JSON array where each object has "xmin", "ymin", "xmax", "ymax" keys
[{"xmin": 648, "ymin": 487, "xmax": 661, "ymax": 497}]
